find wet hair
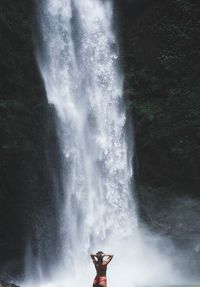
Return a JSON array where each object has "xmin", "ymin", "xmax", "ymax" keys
[{"xmin": 96, "ymin": 251, "xmax": 104, "ymax": 262}]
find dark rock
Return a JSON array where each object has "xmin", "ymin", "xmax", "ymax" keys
[
  {"xmin": 0, "ymin": 0, "xmax": 62, "ymax": 279},
  {"xmin": 116, "ymin": 0, "xmax": 200, "ymax": 196},
  {"xmin": 0, "ymin": 281, "xmax": 19, "ymax": 287}
]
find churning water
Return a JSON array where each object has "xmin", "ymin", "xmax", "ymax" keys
[{"xmin": 27, "ymin": 0, "xmax": 187, "ymax": 286}]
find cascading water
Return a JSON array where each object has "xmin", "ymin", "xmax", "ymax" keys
[
  {"xmin": 31, "ymin": 0, "xmax": 185, "ymax": 286},
  {"xmin": 38, "ymin": 0, "xmax": 137, "ymax": 267}
]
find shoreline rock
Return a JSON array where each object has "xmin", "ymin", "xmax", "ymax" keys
[{"xmin": 0, "ymin": 281, "xmax": 19, "ymax": 287}]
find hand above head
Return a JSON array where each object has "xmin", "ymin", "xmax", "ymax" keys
[{"xmin": 105, "ymin": 254, "xmax": 113, "ymax": 263}]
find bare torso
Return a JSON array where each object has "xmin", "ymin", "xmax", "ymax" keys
[
  {"xmin": 91, "ymin": 253, "xmax": 113, "ymax": 287},
  {"xmin": 94, "ymin": 261, "xmax": 107, "ymax": 277}
]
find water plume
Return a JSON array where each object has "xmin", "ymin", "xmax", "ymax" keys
[{"xmin": 24, "ymin": 0, "xmax": 190, "ymax": 286}]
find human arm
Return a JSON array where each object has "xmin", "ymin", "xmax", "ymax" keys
[
  {"xmin": 90, "ymin": 253, "xmax": 97, "ymax": 263},
  {"xmin": 103, "ymin": 254, "xmax": 113, "ymax": 264}
]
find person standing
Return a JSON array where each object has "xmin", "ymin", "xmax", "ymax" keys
[{"xmin": 91, "ymin": 251, "xmax": 113, "ymax": 287}]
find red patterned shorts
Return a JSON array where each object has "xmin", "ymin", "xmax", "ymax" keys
[{"xmin": 93, "ymin": 276, "xmax": 107, "ymax": 287}]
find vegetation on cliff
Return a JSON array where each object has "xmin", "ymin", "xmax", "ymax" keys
[
  {"xmin": 0, "ymin": 1, "xmax": 60, "ymax": 278},
  {"xmin": 117, "ymin": 0, "xmax": 200, "ymax": 197}
]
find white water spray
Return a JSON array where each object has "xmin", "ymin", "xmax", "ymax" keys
[{"xmin": 31, "ymin": 0, "xmax": 186, "ymax": 286}]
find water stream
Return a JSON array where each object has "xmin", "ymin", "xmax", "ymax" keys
[{"xmin": 28, "ymin": 0, "xmax": 185, "ymax": 286}]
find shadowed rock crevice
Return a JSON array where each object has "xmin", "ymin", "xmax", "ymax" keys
[{"xmin": 0, "ymin": 0, "xmax": 62, "ymax": 279}]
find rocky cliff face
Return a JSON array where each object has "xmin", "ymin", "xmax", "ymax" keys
[
  {"xmin": 0, "ymin": 0, "xmax": 61, "ymax": 279},
  {"xmin": 117, "ymin": 0, "xmax": 200, "ymax": 196},
  {"xmin": 116, "ymin": 0, "xmax": 200, "ymax": 271}
]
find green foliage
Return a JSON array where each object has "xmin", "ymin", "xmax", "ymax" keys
[
  {"xmin": 0, "ymin": 1, "xmax": 52, "ymax": 272},
  {"xmin": 119, "ymin": 0, "xmax": 200, "ymax": 194}
]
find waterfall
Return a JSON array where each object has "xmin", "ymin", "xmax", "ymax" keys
[
  {"xmin": 31, "ymin": 0, "xmax": 185, "ymax": 286},
  {"xmin": 38, "ymin": 0, "xmax": 137, "ymax": 263}
]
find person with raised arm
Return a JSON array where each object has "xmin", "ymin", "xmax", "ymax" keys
[{"xmin": 91, "ymin": 251, "xmax": 114, "ymax": 287}]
